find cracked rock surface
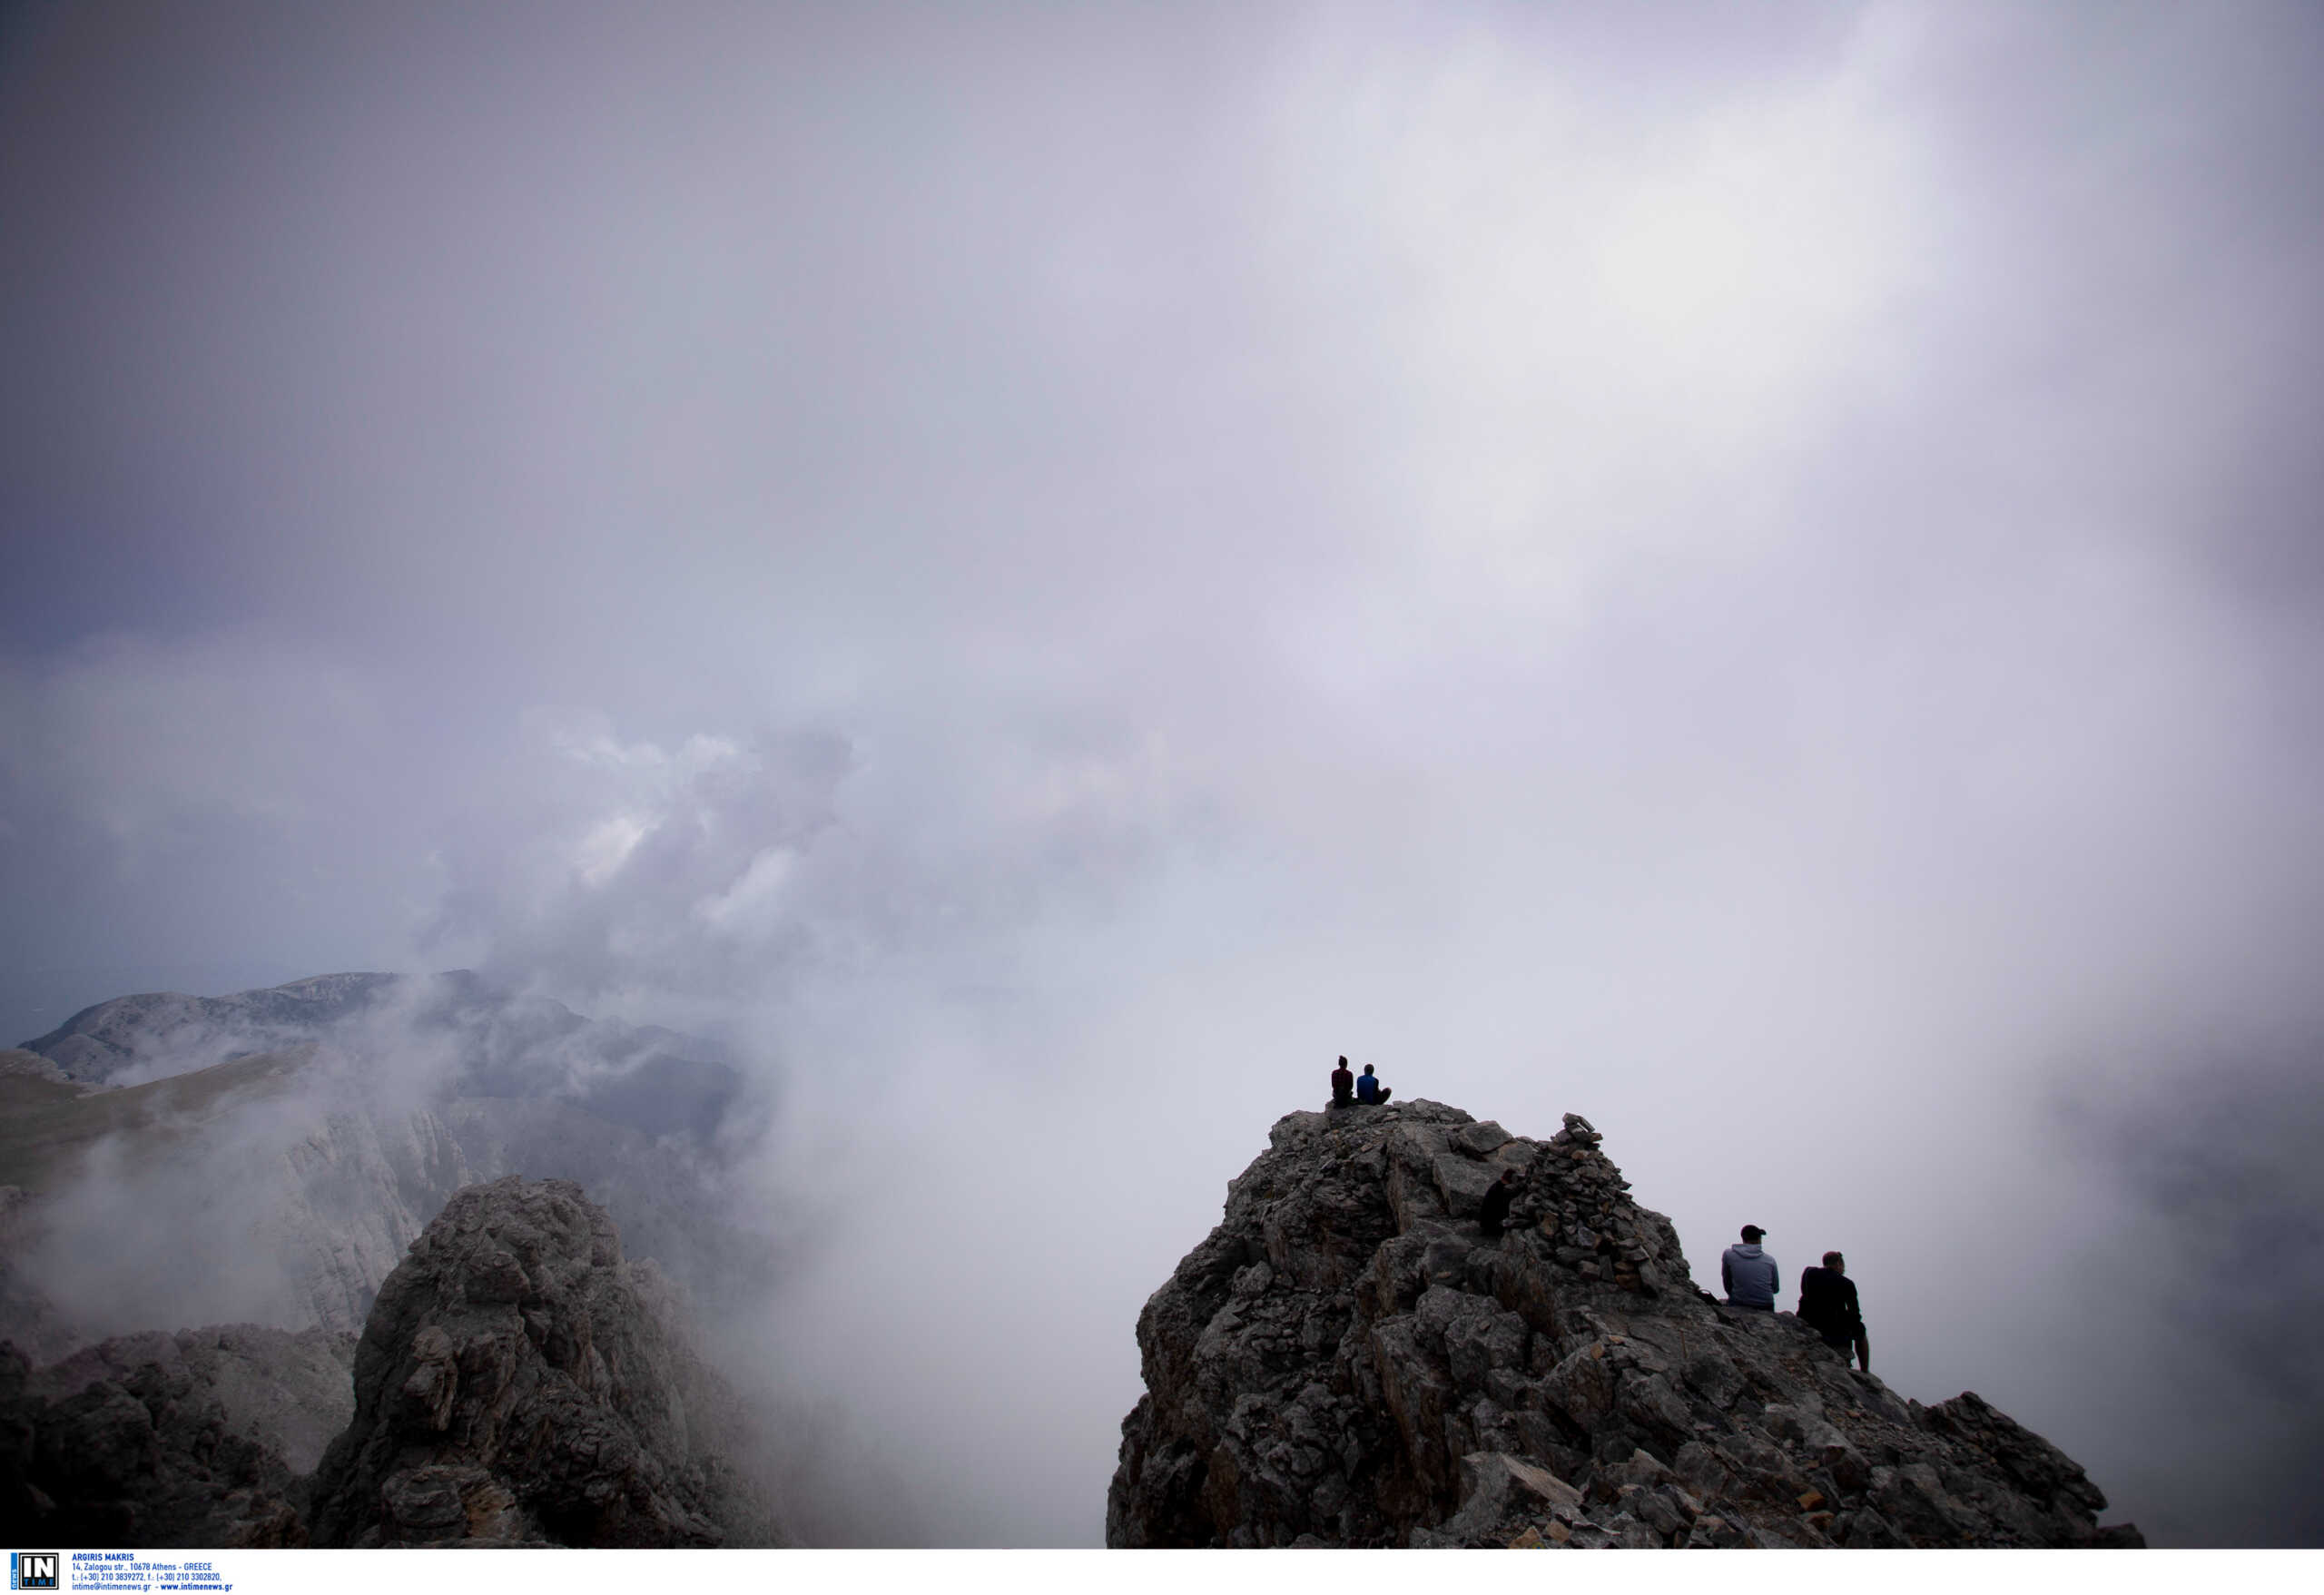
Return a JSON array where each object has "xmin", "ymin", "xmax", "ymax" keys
[
  {"xmin": 1106, "ymin": 1100, "xmax": 2144, "ymax": 1549},
  {"xmin": 25, "ymin": 1323, "xmax": 357, "ymax": 1473},
  {"xmin": 307, "ymin": 1177, "xmax": 782, "ymax": 1547},
  {"xmin": 0, "ymin": 1327, "xmax": 333, "ymax": 1546}
]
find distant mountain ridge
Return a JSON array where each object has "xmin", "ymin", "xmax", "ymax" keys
[
  {"xmin": 309, "ymin": 1177, "xmax": 785, "ymax": 1547},
  {"xmin": 23, "ymin": 973, "xmax": 413, "ymax": 1086},
  {"xmin": 19, "ymin": 971, "xmax": 742, "ymax": 1144},
  {"xmin": 0, "ymin": 972, "xmax": 770, "ymax": 1360},
  {"xmin": 1109, "ymin": 1100, "xmax": 2145, "ymax": 1549}
]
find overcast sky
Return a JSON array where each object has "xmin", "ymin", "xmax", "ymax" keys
[{"xmin": 5, "ymin": 0, "xmax": 2321, "ymax": 1548}]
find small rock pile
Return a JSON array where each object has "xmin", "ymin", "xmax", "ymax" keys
[
  {"xmin": 1107, "ymin": 1100, "xmax": 2143, "ymax": 1549},
  {"xmin": 305, "ymin": 1177, "xmax": 783, "ymax": 1547}
]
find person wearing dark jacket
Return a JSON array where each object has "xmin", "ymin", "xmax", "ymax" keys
[
  {"xmin": 1720, "ymin": 1225, "xmax": 1778, "ymax": 1309},
  {"xmin": 1477, "ymin": 1168, "xmax": 1518, "ymax": 1235},
  {"xmin": 1797, "ymin": 1251, "xmax": 1870, "ymax": 1370},
  {"xmin": 1330, "ymin": 1057, "xmax": 1354, "ymax": 1107},
  {"xmin": 1354, "ymin": 1064, "xmax": 1392, "ymax": 1105}
]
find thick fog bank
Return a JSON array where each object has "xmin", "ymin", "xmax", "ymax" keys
[{"xmin": 5, "ymin": 0, "xmax": 2322, "ymax": 1546}]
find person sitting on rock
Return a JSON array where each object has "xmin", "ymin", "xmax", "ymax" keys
[
  {"xmin": 1720, "ymin": 1225, "xmax": 1778, "ymax": 1310},
  {"xmin": 1477, "ymin": 1168, "xmax": 1519, "ymax": 1235},
  {"xmin": 1797, "ymin": 1250, "xmax": 1869, "ymax": 1370},
  {"xmin": 1354, "ymin": 1063, "xmax": 1392, "ymax": 1105},
  {"xmin": 1330, "ymin": 1056, "xmax": 1355, "ymax": 1108}
]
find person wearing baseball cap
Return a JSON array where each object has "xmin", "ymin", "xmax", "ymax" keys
[{"xmin": 1721, "ymin": 1224, "xmax": 1779, "ymax": 1310}]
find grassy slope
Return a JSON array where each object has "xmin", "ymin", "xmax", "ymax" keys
[{"xmin": 0, "ymin": 1047, "xmax": 313, "ymax": 1193}]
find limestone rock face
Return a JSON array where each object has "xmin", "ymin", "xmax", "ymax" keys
[
  {"xmin": 307, "ymin": 1177, "xmax": 782, "ymax": 1548},
  {"xmin": 1106, "ymin": 1101, "xmax": 2144, "ymax": 1549},
  {"xmin": 0, "ymin": 1333, "xmax": 320, "ymax": 1547},
  {"xmin": 269, "ymin": 1107, "xmax": 482, "ymax": 1336},
  {"xmin": 25, "ymin": 1324, "xmax": 357, "ymax": 1473}
]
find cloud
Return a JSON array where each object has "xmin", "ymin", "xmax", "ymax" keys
[
  {"xmin": 2049, "ymin": 1033, "xmax": 2324, "ymax": 1547},
  {"xmin": 1, "ymin": 0, "xmax": 2321, "ymax": 1546},
  {"xmin": 421, "ymin": 714, "xmax": 852, "ymax": 1001}
]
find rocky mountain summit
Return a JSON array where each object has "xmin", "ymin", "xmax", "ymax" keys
[
  {"xmin": 309, "ymin": 1177, "xmax": 781, "ymax": 1547},
  {"xmin": 2, "ymin": 1178, "xmax": 783, "ymax": 1547},
  {"xmin": 1108, "ymin": 1100, "xmax": 2145, "ymax": 1549},
  {"xmin": 24, "ymin": 975, "xmax": 412, "ymax": 1088}
]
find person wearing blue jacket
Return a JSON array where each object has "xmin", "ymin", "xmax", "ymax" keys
[
  {"xmin": 1720, "ymin": 1225, "xmax": 1779, "ymax": 1310},
  {"xmin": 1354, "ymin": 1064, "xmax": 1393, "ymax": 1105}
]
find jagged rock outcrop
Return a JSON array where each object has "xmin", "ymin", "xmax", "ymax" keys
[
  {"xmin": 0, "ymin": 1325, "xmax": 343, "ymax": 1546},
  {"xmin": 251, "ymin": 1093, "xmax": 761, "ymax": 1340},
  {"xmin": 0, "ymin": 1180, "xmax": 781, "ymax": 1549},
  {"xmin": 1107, "ymin": 1100, "xmax": 2145, "ymax": 1549},
  {"xmin": 24, "ymin": 1324, "xmax": 358, "ymax": 1473},
  {"xmin": 308, "ymin": 1177, "xmax": 783, "ymax": 1547}
]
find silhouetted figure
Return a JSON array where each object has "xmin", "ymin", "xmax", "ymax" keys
[
  {"xmin": 1354, "ymin": 1063, "xmax": 1392, "ymax": 1105},
  {"xmin": 1478, "ymin": 1168, "xmax": 1518, "ymax": 1235},
  {"xmin": 1721, "ymin": 1225, "xmax": 1778, "ymax": 1310},
  {"xmin": 1798, "ymin": 1250, "xmax": 1870, "ymax": 1371},
  {"xmin": 1330, "ymin": 1057, "xmax": 1354, "ymax": 1108}
]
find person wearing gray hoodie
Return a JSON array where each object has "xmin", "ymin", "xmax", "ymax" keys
[{"xmin": 1720, "ymin": 1225, "xmax": 1779, "ymax": 1310}]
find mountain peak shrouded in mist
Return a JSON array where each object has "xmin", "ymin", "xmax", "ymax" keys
[
  {"xmin": 6, "ymin": 0, "xmax": 2323, "ymax": 1549},
  {"xmin": 1108, "ymin": 1099, "xmax": 2144, "ymax": 1549},
  {"xmin": 1, "ymin": 966, "xmax": 951, "ymax": 1547},
  {"xmin": 19, "ymin": 971, "xmax": 740, "ymax": 1132},
  {"xmin": 23, "ymin": 973, "xmax": 409, "ymax": 1087},
  {"xmin": 2, "ymin": 1178, "xmax": 784, "ymax": 1547},
  {"xmin": 309, "ymin": 1176, "xmax": 785, "ymax": 1548}
]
